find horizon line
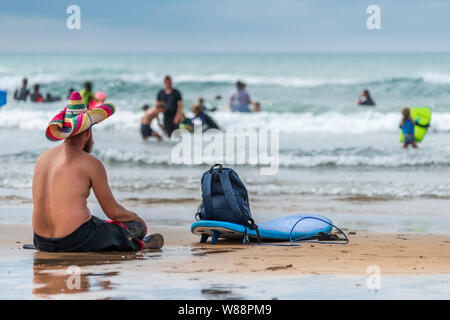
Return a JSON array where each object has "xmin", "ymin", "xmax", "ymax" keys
[{"xmin": 0, "ymin": 50, "xmax": 449, "ymax": 55}]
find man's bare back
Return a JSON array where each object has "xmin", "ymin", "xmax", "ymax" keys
[{"xmin": 32, "ymin": 129, "xmax": 145, "ymax": 239}]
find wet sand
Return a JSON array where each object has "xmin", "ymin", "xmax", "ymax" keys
[{"xmin": 1, "ymin": 224, "xmax": 449, "ymax": 284}]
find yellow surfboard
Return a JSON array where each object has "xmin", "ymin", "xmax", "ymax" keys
[{"xmin": 400, "ymin": 107, "xmax": 431, "ymax": 143}]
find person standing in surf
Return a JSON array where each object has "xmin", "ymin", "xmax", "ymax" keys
[
  {"xmin": 399, "ymin": 107, "xmax": 428, "ymax": 149},
  {"xmin": 13, "ymin": 77, "xmax": 30, "ymax": 101},
  {"xmin": 30, "ymin": 84, "xmax": 44, "ymax": 102},
  {"xmin": 156, "ymin": 75, "xmax": 183, "ymax": 137},
  {"xmin": 32, "ymin": 91, "xmax": 163, "ymax": 252},
  {"xmin": 229, "ymin": 81, "xmax": 252, "ymax": 112}
]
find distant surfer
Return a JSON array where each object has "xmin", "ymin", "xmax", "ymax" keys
[
  {"xmin": 44, "ymin": 93, "xmax": 62, "ymax": 103},
  {"xmin": 400, "ymin": 107, "xmax": 429, "ymax": 149},
  {"xmin": 156, "ymin": 75, "xmax": 183, "ymax": 137},
  {"xmin": 192, "ymin": 104, "xmax": 220, "ymax": 131},
  {"xmin": 229, "ymin": 81, "xmax": 252, "ymax": 112},
  {"xmin": 357, "ymin": 89, "xmax": 375, "ymax": 106},
  {"xmin": 198, "ymin": 97, "xmax": 217, "ymax": 112},
  {"xmin": 13, "ymin": 78, "xmax": 30, "ymax": 101},
  {"xmin": 141, "ymin": 102, "xmax": 166, "ymax": 141}
]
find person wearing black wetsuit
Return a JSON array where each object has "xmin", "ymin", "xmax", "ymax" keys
[
  {"xmin": 156, "ymin": 76, "xmax": 183, "ymax": 137},
  {"xmin": 192, "ymin": 104, "xmax": 220, "ymax": 131},
  {"xmin": 358, "ymin": 89, "xmax": 375, "ymax": 106}
]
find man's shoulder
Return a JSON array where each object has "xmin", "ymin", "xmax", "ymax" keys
[
  {"xmin": 38, "ymin": 144, "xmax": 61, "ymax": 159},
  {"xmin": 80, "ymin": 152, "xmax": 102, "ymax": 166}
]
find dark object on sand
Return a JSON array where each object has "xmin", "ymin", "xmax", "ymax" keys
[{"xmin": 23, "ymin": 244, "xmax": 37, "ymax": 250}]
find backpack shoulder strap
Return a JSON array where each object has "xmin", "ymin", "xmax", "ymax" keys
[
  {"xmin": 201, "ymin": 172, "xmax": 213, "ymax": 220},
  {"xmin": 218, "ymin": 171, "xmax": 248, "ymax": 226}
]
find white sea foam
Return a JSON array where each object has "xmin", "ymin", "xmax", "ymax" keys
[
  {"xmin": 1, "ymin": 69, "xmax": 450, "ymax": 92},
  {"xmin": 418, "ymin": 72, "xmax": 450, "ymax": 85},
  {"xmin": 1, "ymin": 109, "xmax": 450, "ymax": 133}
]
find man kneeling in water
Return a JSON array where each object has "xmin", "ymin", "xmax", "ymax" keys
[
  {"xmin": 141, "ymin": 102, "xmax": 166, "ymax": 141},
  {"xmin": 32, "ymin": 91, "xmax": 163, "ymax": 252}
]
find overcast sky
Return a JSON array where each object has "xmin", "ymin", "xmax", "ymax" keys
[{"xmin": 1, "ymin": 0, "xmax": 449, "ymax": 53}]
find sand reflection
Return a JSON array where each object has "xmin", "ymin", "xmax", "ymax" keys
[{"xmin": 32, "ymin": 251, "xmax": 142, "ymax": 298}]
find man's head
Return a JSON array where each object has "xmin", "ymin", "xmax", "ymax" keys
[
  {"xmin": 155, "ymin": 101, "xmax": 166, "ymax": 113},
  {"xmin": 33, "ymin": 84, "xmax": 40, "ymax": 92},
  {"xmin": 85, "ymin": 81, "xmax": 92, "ymax": 92},
  {"xmin": 22, "ymin": 78, "xmax": 28, "ymax": 88},
  {"xmin": 65, "ymin": 127, "xmax": 94, "ymax": 153},
  {"xmin": 142, "ymin": 104, "xmax": 150, "ymax": 112},
  {"xmin": 164, "ymin": 75, "xmax": 172, "ymax": 90},
  {"xmin": 46, "ymin": 91, "xmax": 115, "ymax": 142}
]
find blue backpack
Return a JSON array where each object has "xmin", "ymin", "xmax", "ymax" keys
[{"xmin": 196, "ymin": 164, "xmax": 260, "ymax": 240}]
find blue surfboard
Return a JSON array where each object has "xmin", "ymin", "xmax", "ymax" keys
[{"xmin": 191, "ymin": 214, "xmax": 333, "ymax": 244}]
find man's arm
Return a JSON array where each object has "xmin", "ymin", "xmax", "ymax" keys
[
  {"xmin": 173, "ymin": 91, "xmax": 183, "ymax": 124},
  {"xmin": 89, "ymin": 157, "xmax": 147, "ymax": 231},
  {"xmin": 173, "ymin": 100, "xmax": 183, "ymax": 124}
]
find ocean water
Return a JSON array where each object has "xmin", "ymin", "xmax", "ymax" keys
[{"xmin": 1, "ymin": 53, "xmax": 450, "ymax": 221}]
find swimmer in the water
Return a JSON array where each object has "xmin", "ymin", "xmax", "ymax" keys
[
  {"xmin": 253, "ymin": 101, "xmax": 261, "ymax": 112},
  {"xmin": 192, "ymin": 103, "xmax": 220, "ymax": 131},
  {"xmin": 141, "ymin": 102, "xmax": 166, "ymax": 141},
  {"xmin": 198, "ymin": 97, "xmax": 217, "ymax": 112},
  {"xmin": 357, "ymin": 89, "xmax": 375, "ymax": 106}
]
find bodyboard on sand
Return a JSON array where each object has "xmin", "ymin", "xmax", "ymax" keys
[
  {"xmin": 191, "ymin": 214, "xmax": 333, "ymax": 243},
  {"xmin": 400, "ymin": 107, "xmax": 431, "ymax": 143}
]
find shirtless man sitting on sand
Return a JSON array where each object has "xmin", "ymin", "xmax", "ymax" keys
[{"xmin": 32, "ymin": 91, "xmax": 163, "ymax": 252}]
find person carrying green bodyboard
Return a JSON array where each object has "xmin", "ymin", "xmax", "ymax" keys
[{"xmin": 399, "ymin": 107, "xmax": 431, "ymax": 148}]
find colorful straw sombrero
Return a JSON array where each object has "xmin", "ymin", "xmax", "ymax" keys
[{"xmin": 46, "ymin": 91, "xmax": 115, "ymax": 141}]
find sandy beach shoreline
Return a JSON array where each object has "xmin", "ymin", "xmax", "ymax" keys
[
  {"xmin": 2, "ymin": 223, "xmax": 449, "ymax": 276},
  {"xmin": 1, "ymin": 221, "xmax": 449, "ymax": 299}
]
